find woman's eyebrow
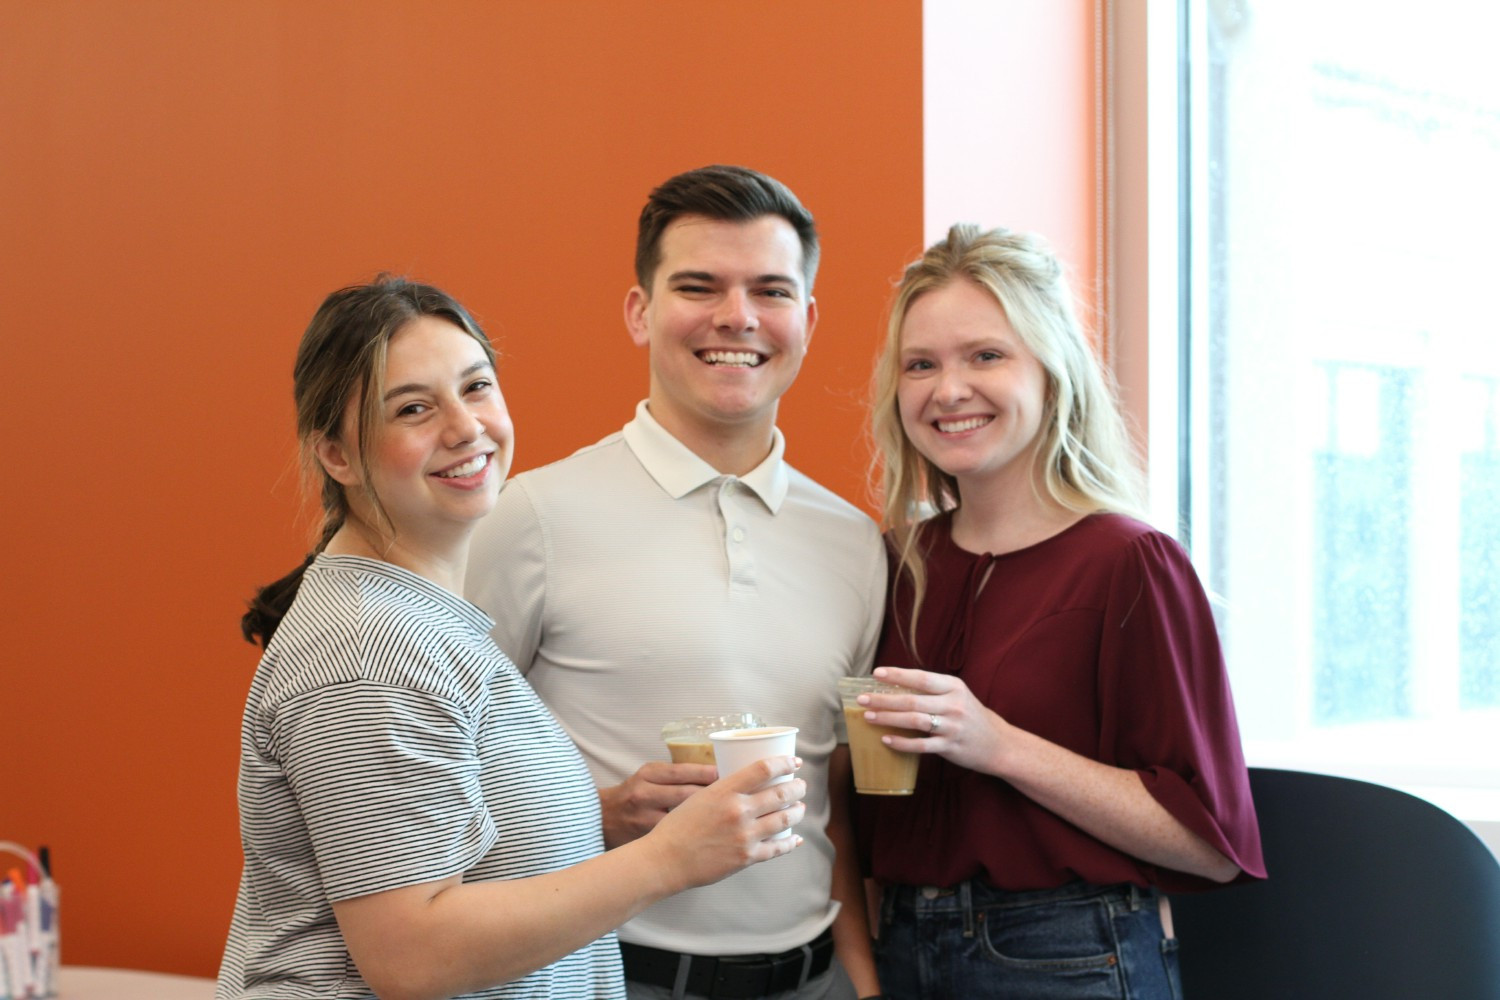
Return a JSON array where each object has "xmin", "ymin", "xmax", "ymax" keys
[
  {"xmin": 382, "ymin": 361, "xmax": 493, "ymax": 401},
  {"xmin": 383, "ymin": 381, "xmax": 429, "ymax": 402}
]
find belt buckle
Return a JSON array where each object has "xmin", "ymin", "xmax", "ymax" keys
[{"xmin": 920, "ymin": 884, "xmax": 956, "ymax": 899}]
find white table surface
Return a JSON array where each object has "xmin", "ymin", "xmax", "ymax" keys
[{"xmin": 57, "ymin": 965, "xmax": 216, "ymax": 999}]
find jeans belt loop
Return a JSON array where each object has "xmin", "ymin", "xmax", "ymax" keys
[
  {"xmin": 797, "ymin": 941, "xmax": 815, "ymax": 987},
  {"xmin": 1134, "ymin": 883, "xmax": 1154, "ymax": 913},
  {"xmin": 948, "ymin": 881, "xmax": 972, "ymax": 941}
]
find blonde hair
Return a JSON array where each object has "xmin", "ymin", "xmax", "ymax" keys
[{"xmin": 871, "ymin": 224, "xmax": 1144, "ymax": 647}]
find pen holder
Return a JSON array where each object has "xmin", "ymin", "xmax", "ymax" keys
[{"xmin": 0, "ymin": 842, "xmax": 57, "ymax": 1000}]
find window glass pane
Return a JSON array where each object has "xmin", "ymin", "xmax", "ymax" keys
[
  {"xmin": 1196, "ymin": 0, "xmax": 1500, "ymax": 788},
  {"xmin": 1461, "ymin": 376, "xmax": 1500, "ymax": 709},
  {"xmin": 1314, "ymin": 364, "xmax": 1412, "ymax": 724}
]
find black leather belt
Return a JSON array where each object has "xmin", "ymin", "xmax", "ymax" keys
[{"xmin": 620, "ymin": 926, "xmax": 835, "ymax": 999}]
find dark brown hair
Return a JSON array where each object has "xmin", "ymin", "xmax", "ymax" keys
[
  {"xmin": 241, "ymin": 275, "xmax": 492, "ymax": 647},
  {"xmin": 633, "ymin": 164, "xmax": 820, "ymax": 292}
]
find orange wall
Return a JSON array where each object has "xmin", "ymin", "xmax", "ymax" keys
[
  {"xmin": 4, "ymin": 0, "xmax": 1104, "ymax": 980},
  {"xmin": 3, "ymin": 1, "xmax": 921, "ymax": 975}
]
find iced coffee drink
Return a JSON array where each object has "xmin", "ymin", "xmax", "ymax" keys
[
  {"xmin": 662, "ymin": 713, "xmax": 762, "ymax": 765},
  {"xmin": 838, "ymin": 677, "xmax": 921, "ymax": 795}
]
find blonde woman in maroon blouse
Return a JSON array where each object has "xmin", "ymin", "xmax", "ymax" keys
[{"xmin": 855, "ymin": 225, "xmax": 1266, "ymax": 1000}]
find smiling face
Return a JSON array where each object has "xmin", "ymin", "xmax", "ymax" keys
[
  {"xmin": 896, "ymin": 277, "xmax": 1053, "ymax": 499},
  {"xmin": 624, "ymin": 214, "xmax": 817, "ymax": 467},
  {"xmin": 317, "ymin": 315, "xmax": 513, "ymax": 560}
]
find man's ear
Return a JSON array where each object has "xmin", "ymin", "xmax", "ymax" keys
[
  {"xmin": 624, "ymin": 285, "xmax": 651, "ymax": 349},
  {"xmin": 804, "ymin": 296, "xmax": 819, "ymax": 347},
  {"xmin": 313, "ymin": 432, "xmax": 361, "ymax": 488}
]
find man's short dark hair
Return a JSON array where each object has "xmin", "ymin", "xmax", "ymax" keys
[{"xmin": 634, "ymin": 165, "xmax": 820, "ymax": 293}]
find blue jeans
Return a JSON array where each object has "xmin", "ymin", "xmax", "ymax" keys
[{"xmin": 875, "ymin": 881, "xmax": 1182, "ymax": 1000}]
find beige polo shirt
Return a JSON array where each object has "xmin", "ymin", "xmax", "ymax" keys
[{"xmin": 466, "ymin": 401, "xmax": 885, "ymax": 956}]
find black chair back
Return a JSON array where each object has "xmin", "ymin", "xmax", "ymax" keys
[{"xmin": 1173, "ymin": 767, "xmax": 1500, "ymax": 1000}]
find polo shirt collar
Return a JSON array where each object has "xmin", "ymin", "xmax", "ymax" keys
[{"xmin": 621, "ymin": 400, "xmax": 789, "ymax": 513}]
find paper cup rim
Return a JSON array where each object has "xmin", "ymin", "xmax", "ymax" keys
[{"xmin": 707, "ymin": 725, "xmax": 799, "ymax": 742}]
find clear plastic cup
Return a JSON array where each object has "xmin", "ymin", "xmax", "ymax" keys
[
  {"xmin": 661, "ymin": 712, "xmax": 763, "ymax": 765},
  {"xmin": 838, "ymin": 676, "xmax": 921, "ymax": 795}
]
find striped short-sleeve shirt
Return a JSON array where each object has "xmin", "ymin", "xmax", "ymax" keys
[{"xmin": 216, "ymin": 554, "xmax": 622, "ymax": 999}]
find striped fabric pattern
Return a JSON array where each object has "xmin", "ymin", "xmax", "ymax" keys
[{"xmin": 216, "ymin": 554, "xmax": 622, "ymax": 999}]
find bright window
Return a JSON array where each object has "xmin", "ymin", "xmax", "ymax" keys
[{"xmin": 1182, "ymin": 0, "xmax": 1500, "ymax": 816}]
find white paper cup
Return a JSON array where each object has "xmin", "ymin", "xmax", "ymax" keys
[{"xmin": 708, "ymin": 725, "xmax": 799, "ymax": 839}]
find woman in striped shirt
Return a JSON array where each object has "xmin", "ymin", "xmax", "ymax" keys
[{"xmin": 217, "ymin": 276, "xmax": 806, "ymax": 1000}]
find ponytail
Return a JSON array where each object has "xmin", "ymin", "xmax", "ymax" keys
[{"xmin": 240, "ymin": 515, "xmax": 343, "ymax": 648}]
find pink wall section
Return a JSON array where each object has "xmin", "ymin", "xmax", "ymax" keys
[{"xmin": 924, "ymin": 1, "xmax": 1103, "ymax": 341}]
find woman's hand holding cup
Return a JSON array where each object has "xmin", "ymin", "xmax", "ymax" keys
[{"xmin": 645, "ymin": 755, "xmax": 806, "ymax": 891}]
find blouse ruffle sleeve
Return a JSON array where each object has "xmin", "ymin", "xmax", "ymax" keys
[{"xmin": 1097, "ymin": 529, "xmax": 1267, "ymax": 890}]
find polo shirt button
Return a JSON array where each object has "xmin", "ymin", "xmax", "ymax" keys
[{"xmin": 731, "ymin": 527, "xmax": 746, "ymax": 543}]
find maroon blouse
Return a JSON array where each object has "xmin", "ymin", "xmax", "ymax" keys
[{"xmin": 859, "ymin": 513, "xmax": 1266, "ymax": 894}]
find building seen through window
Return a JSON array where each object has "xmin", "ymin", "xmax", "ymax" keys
[{"xmin": 1191, "ymin": 0, "xmax": 1500, "ymax": 796}]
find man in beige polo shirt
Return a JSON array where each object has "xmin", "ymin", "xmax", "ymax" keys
[{"xmin": 467, "ymin": 165, "xmax": 884, "ymax": 1000}]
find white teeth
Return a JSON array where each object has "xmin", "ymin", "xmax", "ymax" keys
[
  {"xmin": 700, "ymin": 350, "xmax": 763, "ymax": 367},
  {"xmin": 937, "ymin": 416, "xmax": 992, "ymax": 433},
  {"xmin": 437, "ymin": 454, "xmax": 487, "ymax": 478}
]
